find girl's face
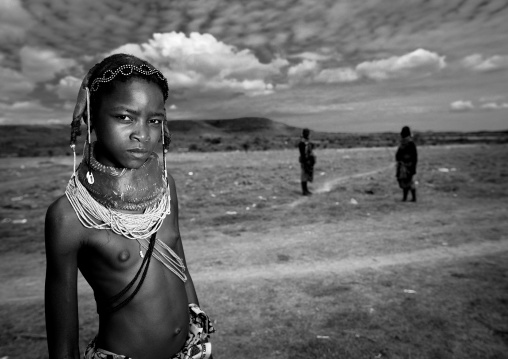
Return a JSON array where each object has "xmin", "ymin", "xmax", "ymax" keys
[{"xmin": 93, "ymin": 78, "xmax": 165, "ymax": 169}]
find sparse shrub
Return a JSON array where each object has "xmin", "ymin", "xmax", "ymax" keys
[{"xmin": 206, "ymin": 136, "xmax": 222, "ymax": 145}]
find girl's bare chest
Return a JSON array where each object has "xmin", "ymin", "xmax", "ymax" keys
[{"xmin": 81, "ymin": 220, "xmax": 179, "ymax": 272}]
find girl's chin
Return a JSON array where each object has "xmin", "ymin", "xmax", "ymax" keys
[
  {"xmin": 122, "ymin": 156, "xmax": 151, "ymax": 170},
  {"xmin": 94, "ymin": 151, "xmax": 149, "ymax": 169}
]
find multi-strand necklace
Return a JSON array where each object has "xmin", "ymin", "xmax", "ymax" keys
[
  {"xmin": 65, "ymin": 148, "xmax": 187, "ymax": 282},
  {"xmin": 66, "ymin": 176, "xmax": 170, "ymax": 240},
  {"xmin": 137, "ymin": 237, "xmax": 187, "ymax": 281}
]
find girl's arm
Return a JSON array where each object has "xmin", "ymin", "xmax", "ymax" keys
[
  {"xmin": 166, "ymin": 174, "xmax": 200, "ymax": 305},
  {"xmin": 45, "ymin": 198, "xmax": 81, "ymax": 359},
  {"xmin": 177, "ymin": 236, "xmax": 200, "ymax": 306}
]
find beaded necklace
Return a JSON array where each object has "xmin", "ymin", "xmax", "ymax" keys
[
  {"xmin": 76, "ymin": 143, "xmax": 166, "ymax": 211},
  {"xmin": 65, "ymin": 150, "xmax": 187, "ymax": 282}
]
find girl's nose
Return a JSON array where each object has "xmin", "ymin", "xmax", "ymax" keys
[{"xmin": 130, "ymin": 123, "xmax": 150, "ymax": 142}]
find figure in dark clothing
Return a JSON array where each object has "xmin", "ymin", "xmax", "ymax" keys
[
  {"xmin": 395, "ymin": 126, "xmax": 418, "ymax": 202},
  {"xmin": 299, "ymin": 128, "xmax": 316, "ymax": 196}
]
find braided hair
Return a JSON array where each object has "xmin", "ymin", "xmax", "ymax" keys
[{"xmin": 70, "ymin": 53, "xmax": 171, "ymax": 152}]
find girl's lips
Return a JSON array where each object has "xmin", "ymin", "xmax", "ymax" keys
[
  {"xmin": 127, "ymin": 148, "xmax": 149, "ymax": 158},
  {"xmin": 127, "ymin": 148, "xmax": 149, "ymax": 153}
]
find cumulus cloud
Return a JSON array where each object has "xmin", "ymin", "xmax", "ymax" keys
[
  {"xmin": 20, "ymin": 46, "xmax": 79, "ymax": 82},
  {"xmin": 0, "ymin": 99, "xmax": 66, "ymax": 125},
  {"xmin": 292, "ymin": 21, "xmax": 322, "ymax": 42},
  {"xmin": 0, "ymin": 99, "xmax": 52, "ymax": 112},
  {"xmin": 449, "ymin": 98, "xmax": 508, "ymax": 112},
  {"xmin": 47, "ymin": 75, "xmax": 82, "ymax": 101},
  {"xmin": 450, "ymin": 100, "xmax": 474, "ymax": 111},
  {"xmin": 0, "ymin": 0, "xmax": 34, "ymax": 43},
  {"xmin": 4, "ymin": 0, "xmax": 508, "ymax": 127},
  {"xmin": 461, "ymin": 54, "xmax": 508, "ymax": 72},
  {"xmin": 108, "ymin": 32, "xmax": 288, "ymax": 96},
  {"xmin": 356, "ymin": 49, "xmax": 446, "ymax": 80},
  {"xmin": 205, "ymin": 78, "xmax": 275, "ymax": 96},
  {"xmin": 315, "ymin": 67, "xmax": 359, "ymax": 83},
  {"xmin": 7, "ymin": 101, "xmax": 46, "ymax": 110},
  {"xmin": 290, "ymin": 52, "xmax": 334, "ymax": 62},
  {"xmin": 480, "ymin": 102, "xmax": 508, "ymax": 110},
  {"xmin": 0, "ymin": 58, "xmax": 35, "ymax": 101},
  {"xmin": 0, "ymin": 69, "xmax": 35, "ymax": 100},
  {"xmin": 287, "ymin": 59, "xmax": 320, "ymax": 84},
  {"xmin": 286, "ymin": 48, "xmax": 445, "ymax": 86}
]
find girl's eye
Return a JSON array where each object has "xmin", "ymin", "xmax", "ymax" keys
[
  {"xmin": 150, "ymin": 119, "xmax": 163, "ymax": 125},
  {"xmin": 116, "ymin": 115, "xmax": 132, "ymax": 121}
]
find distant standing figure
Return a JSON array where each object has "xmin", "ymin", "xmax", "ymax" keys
[
  {"xmin": 299, "ymin": 128, "xmax": 316, "ymax": 196},
  {"xmin": 396, "ymin": 126, "xmax": 418, "ymax": 202}
]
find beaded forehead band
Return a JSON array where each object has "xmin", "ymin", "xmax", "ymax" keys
[{"xmin": 90, "ymin": 64, "xmax": 168, "ymax": 92}]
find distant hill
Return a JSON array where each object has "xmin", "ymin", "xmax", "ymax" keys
[
  {"xmin": 1, "ymin": 117, "xmax": 507, "ymax": 157},
  {"xmin": 198, "ymin": 117, "xmax": 299, "ymax": 134},
  {"xmin": 167, "ymin": 117, "xmax": 300, "ymax": 135}
]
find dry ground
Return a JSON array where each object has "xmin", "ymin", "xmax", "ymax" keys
[{"xmin": 1, "ymin": 144, "xmax": 507, "ymax": 359}]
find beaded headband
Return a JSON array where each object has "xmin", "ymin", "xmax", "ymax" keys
[{"xmin": 90, "ymin": 64, "xmax": 168, "ymax": 93}]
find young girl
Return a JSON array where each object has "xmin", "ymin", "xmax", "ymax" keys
[{"xmin": 44, "ymin": 54, "xmax": 215, "ymax": 359}]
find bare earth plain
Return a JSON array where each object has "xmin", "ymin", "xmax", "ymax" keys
[{"xmin": 1, "ymin": 144, "xmax": 507, "ymax": 359}]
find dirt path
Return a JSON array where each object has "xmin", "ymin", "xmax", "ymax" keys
[
  {"xmin": 193, "ymin": 239, "xmax": 508, "ymax": 282},
  {"xmin": 1, "ymin": 170, "xmax": 70, "ymax": 191},
  {"xmin": 316, "ymin": 164, "xmax": 394, "ymax": 194},
  {"xmin": 287, "ymin": 164, "xmax": 393, "ymax": 208},
  {"xmin": 2, "ymin": 239, "xmax": 507, "ymax": 303}
]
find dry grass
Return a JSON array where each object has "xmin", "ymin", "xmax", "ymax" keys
[{"xmin": 1, "ymin": 144, "xmax": 508, "ymax": 358}]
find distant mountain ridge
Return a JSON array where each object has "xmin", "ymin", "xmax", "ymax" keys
[{"xmin": 168, "ymin": 117, "xmax": 301, "ymax": 135}]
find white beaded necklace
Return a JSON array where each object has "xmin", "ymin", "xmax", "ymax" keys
[
  {"xmin": 66, "ymin": 176, "xmax": 170, "ymax": 240},
  {"xmin": 65, "ymin": 175, "xmax": 187, "ymax": 283},
  {"xmin": 137, "ymin": 237, "xmax": 187, "ymax": 282}
]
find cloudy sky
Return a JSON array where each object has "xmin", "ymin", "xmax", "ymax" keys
[{"xmin": 1, "ymin": 0, "xmax": 507, "ymax": 132}]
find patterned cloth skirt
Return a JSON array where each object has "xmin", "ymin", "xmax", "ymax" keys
[
  {"xmin": 84, "ymin": 304, "xmax": 215, "ymax": 359},
  {"xmin": 396, "ymin": 162, "xmax": 415, "ymax": 190},
  {"xmin": 300, "ymin": 165, "xmax": 313, "ymax": 182}
]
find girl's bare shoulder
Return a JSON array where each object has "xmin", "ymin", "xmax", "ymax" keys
[
  {"xmin": 45, "ymin": 194, "xmax": 86, "ymax": 247},
  {"xmin": 47, "ymin": 194, "xmax": 77, "ymax": 224}
]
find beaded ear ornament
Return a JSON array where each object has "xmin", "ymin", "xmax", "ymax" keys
[{"xmin": 70, "ymin": 84, "xmax": 94, "ymax": 184}]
